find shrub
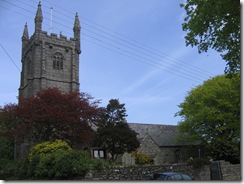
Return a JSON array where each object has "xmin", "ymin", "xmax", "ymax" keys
[
  {"xmin": 0, "ymin": 137, "xmax": 14, "ymax": 160},
  {"xmin": 22, "ymin": 140, "xmax": 72, "ymax": 179},
  {"xmin": 131, "ymin": 151, "xmax": 152, "ymax": 165},
  {"xmin": 91, "ymin": 158, "xmax": 110, "ymax": 171},
  {"xmin": 34, "ymin": 149, "xmax": 92, "ymax": 179},
  {"xmin": 28, "ymin": 139, "xmax": 72, "ymax": 162},
  {"xmin": 0, "ymin": 159, "xmax": 22, "ymax": 180},
  {"xmin": 22, "ymin": 140, "xmax": 106, "ymax": 179}
]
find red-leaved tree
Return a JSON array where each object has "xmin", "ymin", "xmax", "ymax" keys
[{"xmin": 1, "ymin": 88, "xmax": 102, "ymax": 147}]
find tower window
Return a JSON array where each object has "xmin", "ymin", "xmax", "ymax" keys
[{"xmin": 53, "ymin": 52, "xmax": 64, "ymax": 70}]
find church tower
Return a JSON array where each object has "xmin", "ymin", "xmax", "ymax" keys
[
  {"xmin": 16, "ymin": 2, "xmax": 81, "ymax": 159},
  {"xmin": 19, "ymin": 2, "xmax": 81, "ymax": 99}
]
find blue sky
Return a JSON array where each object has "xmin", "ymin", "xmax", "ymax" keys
[{"xmin": 0, "ymin": 0, "xmax": 227, "ymax": 125}]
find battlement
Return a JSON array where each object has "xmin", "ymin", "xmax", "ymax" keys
[{"xmin": 41, "ymin": 31, "xmax": 76, "ymax": 42}]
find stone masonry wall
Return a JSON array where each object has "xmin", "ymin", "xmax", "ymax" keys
[
  {"xmin": 84, "ymin": 161, "xmax": 241, "ymax": 181},
  {"xmin": 84, "ymin": 164, "xmax": 210, "ymax": 180},
  {"xmin": 219, "ymin": 160, "xmax": 241, "ymax": 181}
]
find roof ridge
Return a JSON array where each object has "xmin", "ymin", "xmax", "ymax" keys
[{"xmin": 128, "ymin": 122, "xmax": 177, "ymax": 126}]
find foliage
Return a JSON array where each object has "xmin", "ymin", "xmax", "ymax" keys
[
  {"xmin": 180, "ymin": 0, "xmax": 240, "ymax": 75},
  {"xmin": 95, "ymin": 122, "xmax": 140, "ymax": 161},
  {"xmin": 32, "ymin": 150, "xmax": 92, "ymax": 179},
  {"xmin": 0, "ymin": 103, "xmax": 17, "ymax": 139},
  {"xmin": 0, "ymin": 158, "xmax": 18, "ymax": 170},
  {"xmin": 0, "ymin": 106, "xmax": 16, "ymax": 167},
  {"xmin": 0, "ymin": 158, "xmax": 23, "ymax": 179},
  {"xmin": 131, "ymin": 150, "xmax": 152, "ymax": 165},
  {"xmin": 94, "ymin": 99, "xmax": 140, "ymax": 161},
  {"xmin": 187, "ymin": 158, "xmax": 211, "ymax": 169},
  {"xmin": 0, "ymin": 137, "xmax": 14, "ymax": 160},
  {"xmin": 28, "ymin": 139, "xmax": 72, "ymax": 162},
  {"xmin": 103, "ymin": 98, "xmax": 127, "ymax": 123},
  {"xmin": 18, "ymin": 140, "xmax": 101, "ymax": 179},
  {"xmin": 176, "ymin": 74, "xmax": 240, "ymax": 163},
  {"xmin": 90, "ymin": 158, "xmax": 110, "ymax": 171},
  {"xmin": 1, "ymin": 88, "xmax": 101, "ymax": 146},
  {"xmin": 0, "ymin": 159, "xmax": 22, "ymax": 180},
  {"xmin": 0, "ymin": 140, "xmax": 110, "ymax": 180}
]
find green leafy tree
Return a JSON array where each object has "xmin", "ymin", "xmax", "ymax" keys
[
  {"xmin": 175, "ymin": 74, "xmax": 240, "ymax": 163},
  {"xmin": 180, "ymin": 0, "xmax": 240, "ymax": 75},
  {"xmin": 94, "ymin": 99, "xmax": 140, "ymax": 161}
]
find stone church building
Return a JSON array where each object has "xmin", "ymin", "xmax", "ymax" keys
[
  {"xmin": 16, "ymin": 2, "xmax": 202, "ymax": 163},
  {"xmin": 127, "ymin": 123, "xmax": 203, "ymax": 165}
]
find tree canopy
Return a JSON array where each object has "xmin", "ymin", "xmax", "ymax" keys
[
  {"xmin": 175, "ymin": 74, "xmax": 240, "ymax": 163},
  {"xmin": 0, "ymin": 88, "xmax": 101, "ymax": 147},
  {"xmin": 94, "ymin": 99, "xmax": 140, "ymax": 161},
  {"xmin": 102, "ymin": 98, "xmax": 127, "ymax": 124},
  {"xmin": 180, "ymin": 0, "xmax": 240, "ymax": 75}
]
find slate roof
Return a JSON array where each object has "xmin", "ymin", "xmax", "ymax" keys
[{"xmin": 128, "ymin": 123, "xmax": 180, "ymax": 147}]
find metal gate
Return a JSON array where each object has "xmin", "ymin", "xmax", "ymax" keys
[{"xmin": 210, "ymin": 161, "xmax": 222, "ymax": 180}]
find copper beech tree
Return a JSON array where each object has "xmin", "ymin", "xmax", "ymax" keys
[{"xmin": 0, "ymin": 88, "xmax": 102, "ymax": 147}]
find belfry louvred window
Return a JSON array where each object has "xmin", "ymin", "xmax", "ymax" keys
[{"xmin": 53, "ymin": 52, "xmax": 64, "ymax": 70}]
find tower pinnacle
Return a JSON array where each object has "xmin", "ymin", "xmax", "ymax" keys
[
  {"xmin": 22, "ymin": 23, "xmax": 29, "ymax": 41},
  {"xmin": 35, "ymin": 1, "xmax": 43, "ymax": 33},
  {"xmin": 73, "ymin": 12, "xmax": 81, "ymax": 54},
  {"xmin": 73, "ymin": 12, "xmax": 81, "ymax": 32}
]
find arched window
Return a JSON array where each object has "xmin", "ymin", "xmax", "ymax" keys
[{"xmin": 53, "ymin": 52, "xmax": 64, "ymax": 70}]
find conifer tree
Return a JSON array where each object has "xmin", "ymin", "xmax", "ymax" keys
[{"xmin": 94, "ymin": 99, "xmax": 139, "ymax": 161}]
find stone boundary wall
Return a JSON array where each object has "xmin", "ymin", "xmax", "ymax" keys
[
  {"xmin": 84, "ymin": 161, "xmax": 240, "ymax": 181},
  {"xmin": 219, "ymin": 160, "xmax": 241, "ymax": 181},
  {"xmin": 84, "ymin": 164, "xmax": 210, "ymax": 180}
]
